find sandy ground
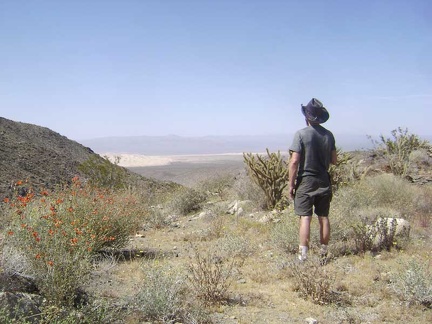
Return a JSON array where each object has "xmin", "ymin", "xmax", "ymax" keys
[{"xmin": 102, "ymin": 153, "xmax": 245, "ymax": 167}]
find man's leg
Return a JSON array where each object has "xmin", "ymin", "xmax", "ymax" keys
[
  {"xmin": 318, "ymin": 216, "xmax": 330, "ymax": 263},
  {"xmin": 299, "ymin": 216, "xmax": 312, "ymax": 260},
  {"xmin": 318, "ymin": 216, "xmax": 330, "ymax": 245}
]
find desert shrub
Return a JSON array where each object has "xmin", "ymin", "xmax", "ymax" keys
[
  {"xmin": 243, "ymin": 149, "xmax": 288, "ymax": 210},
  {"xmin": 78, "ymin": 155, "xmax": 128, "ymax": 189},
  {"xmin": 187, "ymin": 244, "xmax": 238, "ymax": 306},
  {"xmin": 131, "ymin": 259, "xmax": 213, "ymax": 324},
  {"xmin": 2, "ymin": 177, "xmax": 140, "ymax": 307},
  {"xmin": 132, "ymin": 260, "xmax": 185, "ymax": 322},
  {"xmin": 328, "ymin": 147, "xmax": 353, "ymax": 190},
  {"xmin": 206, "ymin": 215, "xmax": 227, "ymax": 240},
  {"xmin": 168, "ymin": 187, "xmax": 207, "ymax": 215},
  {"xmin": 217, "ymin": 233, "xmax": 254, "ymax": 262},
  {"xmin": 350, "ymin": 209, "xmax": 404, "ymax": 254},
  {"xmin": 358, "ymin": 174, "xmax": 416, "ymax": 217},
  {"xmin": 232, "ymin": 171, "xmax": 267, "ymax": 209},
  {"xmin": 332, "ymin": 174, "xmax": 415, "ymax": 220},
  {"xmin": 287, "ymin": 257, "xmax": 344, "ymax": 305},
  {"xmin": 198, "ymin": 173, "xmax": 236, "ymax": 201},
  {"xmin": 145, "ymin": 205, "xmax": 172, "ymax": 229},
  {"xmin": 409, "ymin": 148, "xmax": 432, "ymax": 167},
  {"xmin": 330, "ymin": 174, "xmax": 416, "ymax": 256},
  {"xmin": 413, "ymin": 185, "xmax": 432, "ymax": 229},
  {"xmin": 390, "ymin": 258, "xmax": 432, "ymax": 308},
  {"xmin": 373, "ymin": 127, "xmax": 431, "ymax": 176},
  {"xmin": 329, "ymin": 148, "xmax": 370, "ymax": 191},
  {"xmin": 270, "ymin": 216, "xmax": 298, "ymax": 254},
  {"xmin": 36, "ymin": 299, "xmax": 121, "ymax": 324}
]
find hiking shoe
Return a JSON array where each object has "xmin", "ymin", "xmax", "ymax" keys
[{"xmin": 298, "ymin": 254, "xmax": 307, "ymax": 262}]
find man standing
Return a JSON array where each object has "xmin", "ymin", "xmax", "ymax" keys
[{"xmin": 288, "ymin": 98, "xmax": 337, "ymax": 262}]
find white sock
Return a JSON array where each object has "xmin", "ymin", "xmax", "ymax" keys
[{"xmin": 299, "ymin": 245, "xmax": 308, "ymax": 260}]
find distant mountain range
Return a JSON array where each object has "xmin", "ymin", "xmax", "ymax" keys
[{"xmin": 80, "ymin": 133, "xmax": 375, "ymax": 155}]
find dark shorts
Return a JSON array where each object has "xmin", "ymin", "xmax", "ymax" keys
[{"xmin": 294, "ymin": 176, "xmax": 332, "ymax": 216}]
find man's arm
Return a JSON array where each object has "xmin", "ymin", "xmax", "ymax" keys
[
  {"xmin": 331, "ymin": 149, "xmax": 337, "ymax": 165},
  {"xmin": 288, "ymin": 151, "xmax": 300, "ymax": 200}
]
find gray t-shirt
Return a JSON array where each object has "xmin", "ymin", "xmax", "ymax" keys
[{"xmin": 289, "ymin": 125, "xmax": 336, "ymax": 179}]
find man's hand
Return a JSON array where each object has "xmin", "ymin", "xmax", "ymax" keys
[
  {"xmin": 288, "ymin": 151, "xmax": 300, "ymax": 201},
  {"xmin": 289, "ymin": 186, "xmax": 295, "ymax": 200}
]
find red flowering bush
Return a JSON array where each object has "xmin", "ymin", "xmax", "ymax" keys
[{"xmin": 2, "ymin": 177, "xmax": 142, "ymax": 306}]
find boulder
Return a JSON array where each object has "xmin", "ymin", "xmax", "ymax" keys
[
  {"xmin": 368, "ymin": 217, "xmax": 410, "ymax": 249},
  {"xmin": 227, "ymin": 200, "xmax": 251, "ymax": 216}
]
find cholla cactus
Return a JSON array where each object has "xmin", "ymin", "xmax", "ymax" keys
[{"xmin": 243, "ymin": 149, "xmax": 288, "ymax": 210}]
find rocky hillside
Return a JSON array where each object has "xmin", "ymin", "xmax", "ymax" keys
[{"xmin": 0, "ymin": 117, "xmax": 169, "ymax": 199}]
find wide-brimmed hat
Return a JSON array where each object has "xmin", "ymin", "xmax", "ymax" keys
[{"xmin": 301, "ymin": 98, "xmax": 329, "ymax": 124}]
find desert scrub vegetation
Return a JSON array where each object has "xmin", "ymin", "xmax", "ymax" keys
[
  {"xmin": 197, "ymin": 173, "xmax": 236, "ymax": 201},
  {"xmin": 328, "ymin": 174, "xmax": 419, "ymax": 256},
  {"xmin": 167, "ymin": 186, "xmax": 207, "ymax": 216},
  {"xmin": 287, "ymin": 256, "xmax": 347, "ymax": 305},
  {"xmin": 270, "ymin": 215, "xmax": 299, "ymax": 254},
  {"xmin": 389, "ymin": 258, "xmax": 432, "ymax": 308},
  {"xmin": 78, "ymin": 155, "xmax": 129, "ymax": 189},
  {"xmin": 129, "ymin": 251, "xmax": 238, "ymax": 323},
  {"xmin": 328, "ymin": 147, "xmax": 372, "ymax": 191},
  {"xmin": 2, "ymin": 177, "xmax": 142, "ymax": 308},
  {"xmin": 243, "ymin": 149, "xmax": 289, "ymax": 210},
  {"xmin": 372, "ymin": 127, "xmax": 432, "ymax": 176},
  {"xmin": 232, "ymin": 171, "xmax": 267, "ymax": 209},
  {"xmin": 187, "ymin": 244, "xmax": 239, "ymax": 306},
  {"xmin": 1, "ymin": 128, "xmax": 431, "ymax": 323},
  {"xmin": 130, "ymin": 259, "xmax": 211, "ymax": 323}
]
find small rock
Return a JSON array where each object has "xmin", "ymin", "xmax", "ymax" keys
[
  {"xmin": 305, "ymin": 317, "xmax": 318, "ymax": 324},
  {"xmin": 259, "ymin": 214, "xmax": 272, "ymax": 223}
]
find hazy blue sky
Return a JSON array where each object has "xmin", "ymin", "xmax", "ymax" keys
[{"xmin": 1, "ymin": 0, "xmax": 430, "ymax": 141}]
